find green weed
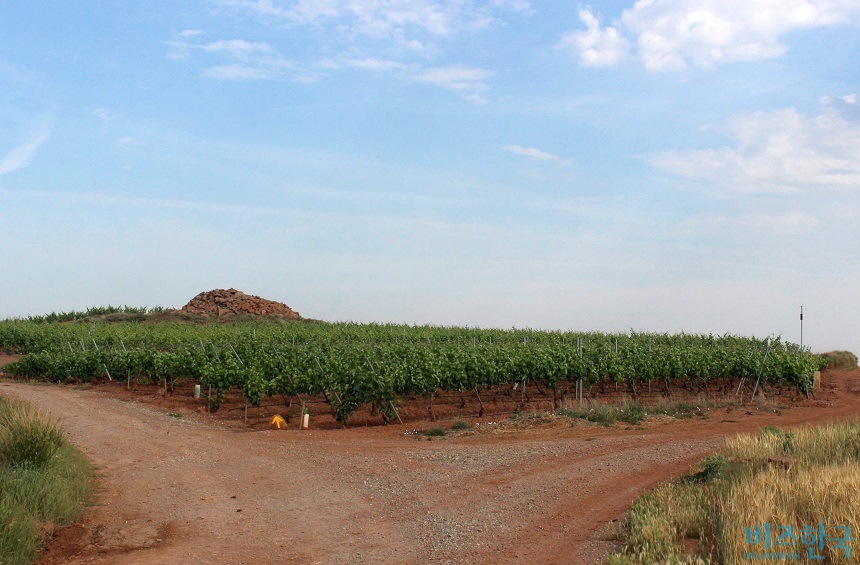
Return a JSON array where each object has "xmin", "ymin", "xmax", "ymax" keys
[{"xmin": 0, "ymin": 395, "xmax": 93, "ymax": 564}]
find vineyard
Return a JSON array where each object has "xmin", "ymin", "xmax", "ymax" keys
[{"xmin": 0, "ymin": 316, "xmax": 823, "ymax": 425}]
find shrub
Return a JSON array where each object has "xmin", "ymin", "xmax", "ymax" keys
[
  {"xmin": 822, "ymin": 351, "xmax": 858, "ymax": 371},
  {"xmin": 619, "ymin": 402, "xmax": 646, "ymax": 425}
]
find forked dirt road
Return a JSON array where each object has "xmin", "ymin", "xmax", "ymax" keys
[{"xmin": 2, "ymin": 369, "xmax": 859, "ymax": 565}]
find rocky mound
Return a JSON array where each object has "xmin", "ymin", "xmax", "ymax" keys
[{"xmin": 180, "ymin": 289, "xmax": 301, "ymax": 320}]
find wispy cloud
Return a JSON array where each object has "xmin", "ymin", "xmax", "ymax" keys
[
  {"xmin": 326, "ymin": 57, "xmax": 409, "ymax": 72},
  {"xmin": 557, "ymin": 7, "xmax": 628, "ymax": 67},
  {"xmin": 316, "ymin": 57, "xmax": 491, "ymax": 100},
  {"xmin": 202, "ymin": 64, "xmax": 278, "ymax": 80},
  {"xmin": 502, "ymin": 144, "xmax": 571, "ymax": 166},
  {"xmin": 168, "ymin": 33, "xmax": 314, "ymax": 82},
  {"xmin": 412, "ymin": 65, "xmax": 494, "ymax": 102},
  {"xmin": 200, "ymin": 1, "xmax": 532, "ymax": 99},
  {"xmin": 0, "ymin": 119, "xmax": 51, "ymax": 176},
  {"xmin": 202, "ymin": 39, "xmax": 271, "ymax": 57},
  {"xmin": 644, "ymin": 94, "xmax": 860, "ymax": 193},
  {"xmin": 218, "ymin": 0, "xmax": 531, "ymax": 38},
  {"xmin": 561, "ymin": 1, "xmax": 860, "ymax": 71}
]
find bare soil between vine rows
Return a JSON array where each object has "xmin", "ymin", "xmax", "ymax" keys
[{"xmin": 1, "ymin": 355, "xmax": 859, "ymax": 564}]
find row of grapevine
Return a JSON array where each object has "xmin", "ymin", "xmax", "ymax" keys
[{"xmin": 0, "ymin": 318, "xmax": 822, "ymax": 423}]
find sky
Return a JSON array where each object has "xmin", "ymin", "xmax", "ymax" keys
[{"xmin": 1, "ymin": 1, "xmax": 859, "ymax": 354}]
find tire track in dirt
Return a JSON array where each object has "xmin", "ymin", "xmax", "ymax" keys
[{"xmin": 0, "ymin": 383, "xmax": 414, "ymax": 565}]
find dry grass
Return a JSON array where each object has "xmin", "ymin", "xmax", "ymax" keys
[
  {"xmin": 611, "ymin": 421, "xmax": 860, "ymax": 564},
  {"xmin": 720, "ymin": 463, "xmax": 860, "ymax": 564},
  {"xmin": 724, "ymin": 420, "xmax": 860, "ymax": 464}
]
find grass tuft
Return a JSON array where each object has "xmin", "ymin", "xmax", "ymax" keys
[
  {"xmin": 559, "ymin": 401, "xmax": 648, "ymax": 427},
  {"xmin": 0, "ymin": 396, "xmax": 64, "ymax": 468},
  {"xmin": 0, "ymin": 394, "xmax": 93, "ymax": 564}
]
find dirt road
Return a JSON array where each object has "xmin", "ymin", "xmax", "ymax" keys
[{"xmin": 2, "ymin": 369, "xmax": 859, "ymax": 565}]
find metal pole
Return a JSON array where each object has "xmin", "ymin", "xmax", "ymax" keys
[{"xmin": 800, "ymin": 305, "xmax": 804, "ymax": 350}]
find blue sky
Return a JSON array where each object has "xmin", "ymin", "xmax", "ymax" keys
[{"xmin": 1, "ymin": 1, "xmax": 859, "ymax": 353}]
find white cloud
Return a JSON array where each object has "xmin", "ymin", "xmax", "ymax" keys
[
  {"xmin": 624, "ymin": 0, "xmax": 860, "ymax": 71},
  {"xmin": 332, "ymin": 57, "xmax": 409, "ymax": 71},
  {"xmin": 178, "ymin": 3, "xmax": 532, "ymax": 97},
  {"xmin": 168, "ymin": 32, "xmax": 312, "ymax": 81},
  {"xmin": 202, "ymin": 39, "xmax": 271, "ymax": 57},
  {"xmin": 220, "ymin": 0, "xmax": 530, "ymax": 36},
  {"xmin": 202, "ymin": 64, "xmax": 278, "ymax": 80},
  {"xmin": 644, "ymin": 96, "xmax": 860, "ymax": 193},
  {"xmin": 218, "ymin": 0, "xmax": 296, "ymax": 18},
  {"xmin": 557, "ymin": 7, "xmax": 629, "ymax": 67},
  {"xmin": 318, "ymin": 57, "xmax": 493, "ymax": 100},
  {"xmin": 0, "ymin": 120, "xmax": 51, "ymax": 176},
  {"xmin": 412, "ymin": 65, "xmax": 494, "ymax": 101},
  {"xmin": 502, "ymin": 144, "xmax": 571, "ymax": 166},
  {"xmin": 562, "ymin": 0, "xmax": 860, "ymax": 71}
]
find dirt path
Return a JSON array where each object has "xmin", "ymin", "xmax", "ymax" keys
[{"xmin": 2, "ymin": 369, "xmax": 859, "ymax": 565}]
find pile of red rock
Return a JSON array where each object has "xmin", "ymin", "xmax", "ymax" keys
[{"xmin": 180, "ymin": 289, "xmax": 301, "ymax": 320}]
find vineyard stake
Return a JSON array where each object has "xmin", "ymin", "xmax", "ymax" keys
[
  {"xmin": 473, "ymin": 387, "xmax": 485, "ymax": 417},
  {"xmin": 228, "ymin": 343, "xmax": 244, "ymax": 366},
  {"xmin": 299, "ymin": 400, "xmax": 306, "ymax": 429},
  {"xmin": 389, "ymin": 400, "xmax": 403, "ymax": 425},
  {"xmin": 750, "ymin": 339, "xmax": 773, "ymax": 402}
]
